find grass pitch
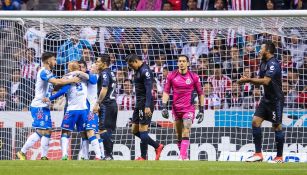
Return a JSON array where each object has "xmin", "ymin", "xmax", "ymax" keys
[{"xmin": 1, "ymin": 161, "xmax": 307, "ymax": 175}]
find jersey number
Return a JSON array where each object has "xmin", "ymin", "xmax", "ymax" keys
[
  {"xmin": 110, "ymin": 83, "xmax": 116, "ymax": 99},
  {"xmin": 76, "ymin": 82, "xmax": 83, "ymax": 91}
]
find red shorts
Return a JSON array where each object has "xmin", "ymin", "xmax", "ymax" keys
[{"xmin": 172, "ymin": 111, "xmax": 195, "ymax": 121}]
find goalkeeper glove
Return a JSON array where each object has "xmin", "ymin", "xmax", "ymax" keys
[
  {"xmin": 161, "ymin": 103, "xmax": 169, "ymax": 119},
  {"xmin": 196, "ymin": 106, "xmax": 204, "ymax": 124}
]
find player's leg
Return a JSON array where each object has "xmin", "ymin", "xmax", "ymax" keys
[
  {"xmin": 80, "ymin": 132, "xmax": 89, "ymax": 160},
  {"xmin": 246, "ymin": 116, "xmax": 264, "ymax": 162},
  {"xmin": 60, "ymin": 111, "xmax": 75, "ymax": 160},
  {"xmin": 86, "ymin": 112, "xmax": 101, "ymax": 159},
  {"xmin": 174, "ymin": 118, "xmax": 183, "ymax": 151},
  {"xmin": 40, "ymin": 108, "xmax": 52, "ymax": 160},
  {"xmin": 17, "ymin": 107, "xmax": 45, "ymax": 160},
  {"xmin": 77, "ymin": 110, "xmax": 92, "ymax": 159},
  {"xmin": 180, "ymin": 112, "xmax": 194, "ymax": 160},
  {"xmin": 131, "ymin": 123, "xmax": 146, "ymax": 160},
  {"xmin": 96, "ymin": 133, "xmax": 105, "ymax": 158},
  {"xmin": 268, "ymin": 101, "xmax": 284, "ymax": 163}
]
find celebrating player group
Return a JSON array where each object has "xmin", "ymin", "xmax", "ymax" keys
[{"xmin": 16, "ymin": 41, "xmax": 284, "ymax": 162}]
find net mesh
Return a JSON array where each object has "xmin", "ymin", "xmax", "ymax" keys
[{"xmin": 0, "ymin": 14, "xmax": 306, "ymax": 160}]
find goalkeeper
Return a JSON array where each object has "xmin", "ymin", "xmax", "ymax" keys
[{"xmin": 161, "ymin": 55, "xmax": 204, "ymax": 160}]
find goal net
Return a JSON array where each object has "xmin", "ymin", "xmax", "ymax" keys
[{"xmin": 0, "ymin": 11, "xmax": 306, "ymax": 161}]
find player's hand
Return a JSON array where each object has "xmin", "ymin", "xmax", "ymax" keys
[
  {"xmin": 161, "ymin": 108, "xmax": 169, "ymax": 119},
  {"xmin": 196, "ymin": 106, "xmax": 204, "ymax": 124},
  {"xmin": 93, "ymin": 103, "xmax": 100, "ymax": 114},
  {"xmin": 144, "ymin": 107, "xmax": 152, "ymax": 118},
  {"xmin": 237, "ymin": 76, "xmax": 249, "ymax": 85},
  {"xmin": 196, "ymin": 112, "xmax": 204, "ymax": 124},
  {"xmin": 42, "ymin": 97, "xmax": 50, "ymax": 103}
]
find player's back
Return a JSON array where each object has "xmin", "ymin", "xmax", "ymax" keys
[
  {"xmin": 165, "ymin": 70, "xmax": 202, "ymax": 112},
  {"xmin": 66, "ymin": 75, "xmax": 88, "ymax": 111},
  {"xmin": 87, "ymin": 74, "xmax": 98, "ymax": 111},
  {"xmin": 134, "ymin": 63, "xmax": 153, "ymax": 106},
  {"xmin": 97, "ymin": 68, "xmax": 116, "ymax": 104},
  {"xmin": 259, "ymin": 57, "xmax": 284, "ymax": 102},
  {"xmin": 31, "ymin": 67, "xmax": 54, "ymax": 108}
]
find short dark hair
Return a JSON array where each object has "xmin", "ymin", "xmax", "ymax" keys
[
  {"xmin": 78, "ymin": 60, "xmax": 87, "ymax": 70},
  {"xmin": 263, "ymin": 40, "xmax": 276, "ymax": 54},
  {"xmin": 98, "ymin": 54, "xmax": 111, "ymax": 66},
  {"xmin": 41, "ymin": 52, "xmax": 55, "ymax": 63},
  {"xmin": 177, "ymin": 55, "xmax": 189, "ymax": 62},
  {"xmin": 125, "ymin": 54, "xmax": 141, "ymax": 63},
  {"xmin": 283, "ymin": 50, "xmax": 291, "ymax": 56}
]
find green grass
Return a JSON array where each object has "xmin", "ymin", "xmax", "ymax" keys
[{"xmin": 1, "ymin": 161, "xmax": 307, "ymax": 175}]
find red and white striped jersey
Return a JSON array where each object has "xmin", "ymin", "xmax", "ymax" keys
[
  {"xmin": 229, "ymin": 0, "xmax": 251, "ymax": 10},
  {"xmin": 116, "ymin": 94, "xmax": 135, "ymax": 110},
  {"xmin": 204, "ymin": 93, "xmax": 221, "ymax": 110},
  {"xmin": 21, "ymin": 62, "xmax": 39, "ymax": 80},
  {"xmin": 207, "ymin": 75, "xmax": 232, "ymax": 99}
]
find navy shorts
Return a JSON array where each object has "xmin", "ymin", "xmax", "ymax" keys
[{"xmin": 254, "ymin": 100, "xmax": 284, "ymax": 124}]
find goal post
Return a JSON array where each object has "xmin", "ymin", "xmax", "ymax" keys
[{"xmin": 0, "ymin": 11, "xmax": 306, "ymax": 161}]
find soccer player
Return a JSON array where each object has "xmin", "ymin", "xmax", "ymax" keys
[
  {"xmin": 238, "ymin": 41, "xmax": 284, "ymax": 163},
  {"xmin": 16, "ymin": 52, "xmax": 80, "ymax": 160},
  {"xmin": 93, "ymin": 54, "xmax": 118, "ymax": 160},
  {"xmin": 44, "ymin": 61, "xmax": 88, "ymax": 160},
  {"xmin": 161, "ymin": 55, "xmax": 204, "ymax": 160},
  {"xmin": 125, "ymin": 54, "xmax": 164, "ymax": 161},
  {"xmin": 78, "ymin": 60, "xmax": 102, "ymax": 160}
]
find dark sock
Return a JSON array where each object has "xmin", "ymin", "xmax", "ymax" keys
[
  {"xmin": 275, "ymin": 130, "xmax": 285, "ymax": 157},
  {"xmin": 177, "ymin": 140, "xmax": 182, "ymax": 150},
  {"xmin": 100, "ymin": 131, "xmax": 113, "ymax": 157},
  {"xmin": 139, "ymin": 131, "xmax": 149, "ymax": 159},
  {"xmin": 135, "ymin": 132, "xmax": 159, "ymax": 149},
  {"xmin": 252, "ymin": 127, "xmax": 262, "ymax": 153}
]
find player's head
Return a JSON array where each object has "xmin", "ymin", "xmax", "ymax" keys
[
  {"xmin": 177, "ymin": 55, "xmax": 189, "ymax": 74},
  {"xmin": 96, "ymin": 54, "xmax": 110, "ymax": 71},
  {"xmin": 125, "ymin": 54, "xmax": 142, "ymax": 71},
  {"xmin": 78, "ymin": 60, "xmax": 87, "ymax": 73},
  {"xmin": 68, "ymin": 61, "xmax": 80, "ymax": 72},
  {"xmin": 41, "ymin": 52, "xmax": 56, "ymax": 69},
  {"xmin": 89, "ymin": 63, "xmax": 98, "ymax": 74},
  {"xmin": 260, "ymin": 40, "xmax": 276, "ymax": 60}
]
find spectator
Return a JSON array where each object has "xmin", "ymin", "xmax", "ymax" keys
[
  {"xmin": 242, "ymin": 86, "xmax": 261, "ymax": 109},
  {"xmin": 229, "ymin": 0, "xmax": 250, "ymax": 10},
  {"xmin": 0, "ymin": 86, "xmax": 12, "ymax": 111},
  {"xmin": 282, "ymin": 80, "xmax": 298, "ymax": 108},
  {"xmin": 186, "ymin": 0, "xmax": 199, "ymax": 10},
  {"xmin": 116, "ymin": 67, "xmax": 127, "ymax": 94},
  {"xmin": 266, "ymin": 0, "xmax": 275, "ymax": 10},
  {"xmin": 21, "ymin": 48, "xmax": 39, "ymax": 80},
  {"xmin": 181, "ymin": 31, "xmax": 209, "ymax": 65},
  {"xmin": 124, "ymin": 0, "xmax": 139, "ymax": 10},
  {"xmin": 167, "ymin": 0, "xmax": 181, "ymax": 10},
  {"xmin": 242, "ymin": 67, "xmax": 253, "ymax": 97},
  {"xmin": 8, "ymin": 69, "xmax": 31, "ymax": 111},
  {"xmin": 287, "ymin": 68, "xmax": 305, "ymax": 92},
  {"xmin": 135, "ymin": 32, "xmax": 157, "ymax": 65},
  {"xmin": 197, "ymin": 0, "xmax": 211, "ymax": 10},
  {"xmin": 281, "ymin": 50, "xmax": 295, "ymax": 77},
  {"xmin": 197, "ymin": 54, "xmax": 210, "ymax": 82},
  {"xmin": 24, "ymin": 26, "xmax": 46, "ymax": 60},
  {"xmin": 116, "ymin": 79, "xmax": 135, "ymax": 110},
  {"xmin": 112, "ymin": 0, "xmax": 126, "ymax": 10},
  {"xmin": 59, "ymin": 0, "xmax": 97, "ymax": 10},
  {"xmin": 136, "ymin": 0, "xmax": 162, "ymax": 10},
  {"xmin": 226, "ymin": 82, "xmax": 243, "ymax": 109},
  {"xmin": 162, "ymin": 2, "xmax": 173, "ymax": 10},
  {"xmin": 213, "ymin": 0, "xmax": 227, "ymax": 10},
  {"xmin": 81, "ymin": 46, "xmax": 95, "ymax": 68},
  {"xmin": 287, "ymin": 29, "xmax": 307, "ymax": 69},
  {"xmin": 207, "ymin": 64, "xmax": 232, "ymax": 99},
  {"xmin": 203, "ymin": 82, "xmax": 221, "ymax": 110},
  {"xmin": 296, "ymin": 86, "xmax": 307, "ymax": 109},
  {"xmin": 1, "ymin": 0, "xmax": 22, "ymax": 10}
]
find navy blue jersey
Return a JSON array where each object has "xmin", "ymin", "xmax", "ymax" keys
[
  {"xmin": 134, "ymin": 63, "xmax": 153, "ymax": 108},
  {"xmin": 259, "ymin": 57, "xmax": 284, "ymax": 102},
  {"xmin": 98, "ymin": 68, "xmax": 116, "ymax": 104}
]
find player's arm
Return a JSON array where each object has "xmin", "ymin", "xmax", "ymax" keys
[
  {"xmin": 42, "ymin": 84, "xmax": 70, "ymax": 104},
  {"xmin": 143, "ymin": 70, "xmax": 153, "ymax": 117},
  {"xmin": 93, "ymin": 72, "xmax": 109, "ymax": 114},
  {"xmin": 161, "ymin": 73, "xmax": 172, "ymax": 119},
  {"xmin": 48, "ymin": 77, "xmax": 80, "ymax": 86},
  {"xmin": 194, "ymin": 74, "xmax": 205, "ymax": 123},
  {"xmin": 245, "ymin": 76, "xmax": 271, "ymax": 86}
]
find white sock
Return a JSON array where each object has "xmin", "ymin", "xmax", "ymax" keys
[
  {"xmin": 91, "ymin": 139, "xmax": 101, "ymax": 159},
  {"xmin": 99, "ymin": 139, "xmax": 105, "ymax": 158},
  {"xmin": 41, "ymin": 135, "xmax": 50, "ymax": 157},
  {"xmin": 61, "ymin": 136, "xmax": 69, "ymax": 157},
  {"xmin": 21, "ymin": 132, "xmax": 41, "ymax": 153},
  {"xmin": 81, "ymin": 139, "xmax": 89, "ymax": 159}
]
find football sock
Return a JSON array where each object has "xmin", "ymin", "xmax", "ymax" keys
[
  {"xmin": 98, "ymin": 138, "xmax": 105, "ymax": 158},
  {"xmin": 135, "ymin": 132, "xmax": 158, "ymax": 149},
  {"xmin": 177, "ymin": 140, "xmax": 182, "ymax": 151},
  {"xmin": 275, "ymin": 130, "xmax": 285, "ymax": 157},
  {"xmin": 21, "ymin": 131, "xmax": 41, "ymax": 154},
  {"xmin": 252, "ymin": 127, "xmax": 262, "ymax": 153},
  {"xmin": 81, "ymin": 138, "xmax": 89, "ymax": 159},
  {"xmin": 100, "ymin": 131, "xmax": 113, "ymax": 157},
  {"xmin": 139, "ymin": 131, "xmax": 150, "ymax": 159},
  {"xmin": 89, "ymin": 136, "xmax": 101, "ymax": 159},
  {"xmin": 61, "ymin": 134, "xmax": 70, "ymax": 157},
  {"xmin": 180, "ymin": 137, "xmax": 189, "ymax": 159},
  {"xmin": 41, "ymin": 134, "xmax": 51, "ymax": 157}
]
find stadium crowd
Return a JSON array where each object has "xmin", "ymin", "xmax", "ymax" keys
[
  {"xmin": 0, "ymin": 22, "xmax": 306, "ymax": 112},
  {"xmin": 0, "ymin": 0, "xmax": 307, "ymax": 11}
]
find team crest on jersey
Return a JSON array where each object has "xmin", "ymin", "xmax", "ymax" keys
[
  {"xmin": 37, "ymin": 110, "xmax": 44, "ymax": 119},
  {"xmin": 186, "ymin": 78, "xmax": 191, "ymax": 85},
  {"xmin": 40, "ymin": 121, "xmax": 45, "ymax": 126},
  {"xmin": 270, "ymin": 66, "xmax": 275, "ymax": 71}
]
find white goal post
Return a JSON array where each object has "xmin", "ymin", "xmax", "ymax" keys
[{"xmin": 0, "ymin": 11, "xmax": 306, "ymax": 161}]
